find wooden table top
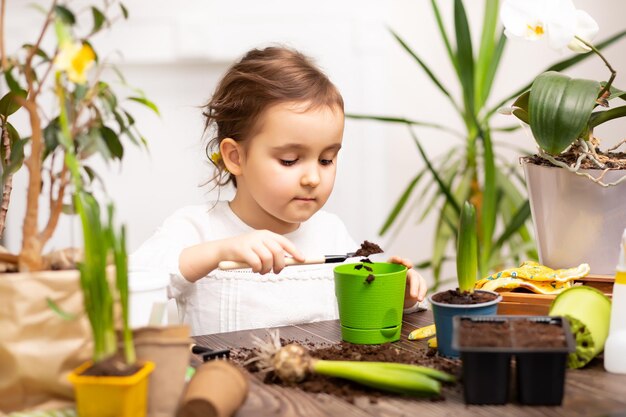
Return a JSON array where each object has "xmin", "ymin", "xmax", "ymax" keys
[{"xmin": 193, "ymin": 311, "xmax": 626, "ymax": 417}]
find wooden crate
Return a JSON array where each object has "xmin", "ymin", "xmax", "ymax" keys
[{"xmin": 497, "ymin": 274, "xmax": 614, "ymax": 316}]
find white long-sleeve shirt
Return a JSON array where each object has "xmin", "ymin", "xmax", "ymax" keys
[{"xmin": 130, "ymin": 201, "xmax": 357, "ymax": 336}]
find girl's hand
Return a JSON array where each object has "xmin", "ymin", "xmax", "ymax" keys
[
  {"xmin": 221, "ymin": 230, "xmax": 305, "ymax": 275},
  {"xmin": 388, "ymin": 256, "xmax": 427, "ymax": 309}
]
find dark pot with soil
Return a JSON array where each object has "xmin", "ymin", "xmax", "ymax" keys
[
  {"xmin": 428, "ymin": 290, "xmax": 501, "ymax": 358},
  {"xmin": 452, "ymin": 315, "xmax": 575, "ymax": 406}
]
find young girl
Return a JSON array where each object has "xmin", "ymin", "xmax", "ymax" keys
[{"xmin": 130, "ymin": 47, "xmax": 427, "ymax": 336}]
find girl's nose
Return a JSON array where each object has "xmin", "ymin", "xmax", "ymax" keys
[{"xmin": 301, "ymin": 164, "xmax": 321, "ymax": 187}]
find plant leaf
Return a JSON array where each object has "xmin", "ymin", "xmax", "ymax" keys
[
  {"xmin": 120, "ymin": 3, "xmax": 129, "ymax": 19},
  {"xmin": 408, "ymin": 127, "xmax": 461, "ymax": 214},
  {"xmin": 488, "ymin": 29, "xmax": 626, "ymax": 119},
  {"xmin": 589, "ymin": 105, "xmax": 626, "ymax": 128},
  {"xmin": 91, "ymin": 7, "xmax": 106, "ymax": 34},
  {"xmin": 0, "ymin": 90, "xmax": 27, "ymax": 117},
  {"xmin": 479, "ymin": 31, "xmax": 506, "ymax": 110},
  {"xmin": 453, "ymin": 0, "xmax": 475, "ymax": 118},
  {"xmin": 430, "ymin": 0, "xmax": 458, "ymax": 73},
  {"xmin": 388, "ymin": 28, "xmax": 461, "ymax": 116},
  {"xmin": 529, "ymin": 71, "xmax": 600, "ymax": 154},
  {"xmin": 492, "ymin": 200, "xmax": 531, "ymax": 255},
  {"xmin": 128, "ymin": 96, "xmax": 160, "ymax": 116},
  {"xmin": 474, "ymin": 0, "xmax": 499, "ymax": 110},
  {"xmin": 346, "ymin": 113, "xmax": 463, "ymax": 138},
  {"xmin": 457, "ymin": 201, "xmax": 478, "ymax": 292},
  {"xmin": 379, "ymin": 171, "xmax": 425, "ymax": 235},
  {"xmin": 101, "ymin": 126, "xmax": 123, "ymax": 160},
  {"xmin": 479, "ymin": 128, "xmax": 496, "ymax": 277},
  {"xmin": 46, "ymin": 297, "xmax": 77, "ymax": 321},
  {"xmin": 54, "ymin": 5, "xmax": 76, "ymax": 25}
]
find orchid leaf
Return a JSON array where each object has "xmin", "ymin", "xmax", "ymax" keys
[
  {"xmin": 589, "ymin": 105, "xmax": 626, "ymax": 128},
  {"xmin": 488, "ymin": 29, "xmax": 626, "ymax": 119},
  {"xmin": 529, "ymin": 72, "xmax": 601, "ymax": 154}
]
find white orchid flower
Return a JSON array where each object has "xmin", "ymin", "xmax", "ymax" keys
[{"xmin": 500, "ymin": 0, "xmax": 598, "ymax": 53}]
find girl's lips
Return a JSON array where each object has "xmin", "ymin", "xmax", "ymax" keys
[{"xmin": 294, "ymin": 197, "xmax": 316, "ymax": 201}]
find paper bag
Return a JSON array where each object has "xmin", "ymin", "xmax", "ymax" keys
[{"xmin": 0, "ymin": 270, "xmax": 91, "ymax": 413}]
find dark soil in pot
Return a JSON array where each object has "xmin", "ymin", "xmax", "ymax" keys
[
  {"xmin": 458, "ymin": 320, "xmax": 567, "ymax": 349},
  {"xmin": 80, "ymin": 355, "xmax": 142, "ymax": 377},
  {"xmin": 432, "ymin": 289, "xmax": 498, "ymax": 305},
  {"xmin": 524, "ymin": 152, "xmax": 626, "ymax": 170}
]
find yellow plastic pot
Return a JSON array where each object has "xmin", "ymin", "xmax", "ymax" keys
[{"xmin": 68, "ymin": 360, "xmax": 155, "ymax": 417}]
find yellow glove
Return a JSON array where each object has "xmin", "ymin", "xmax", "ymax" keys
[{"xmin": 475, "ymin": 261, "xmax": 590, "ymax": 294}]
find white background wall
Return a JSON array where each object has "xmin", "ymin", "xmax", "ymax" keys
[{"xmin": 4, "ymin": 0, "xmax": 626, "ymax": 287}]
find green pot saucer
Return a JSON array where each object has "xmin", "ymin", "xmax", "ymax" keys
[{"xmin": 340, "ymin": 324, "xmax": 401, "ymax": 345}]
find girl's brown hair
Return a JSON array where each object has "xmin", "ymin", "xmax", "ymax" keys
[{"xmin": 203, "ymin": 46, "xmax": 344, "ymax": 187}]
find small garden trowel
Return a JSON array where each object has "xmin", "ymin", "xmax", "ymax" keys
[{"xmin": 218, "ymin": 252, "xmax": 357, "ymax": 270}]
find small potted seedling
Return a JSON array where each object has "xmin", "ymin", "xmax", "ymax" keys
[
  {"xmin": 67, "ymin": 193, "xmax": 154, "ymax": 417},
  {"xmin": 333, "ymin": 242, "xmax": 407, "ymax": 344},
  {"xmin": 452, "ymin": 315, "xmax": 575, "ymax": 405},
  {"xmin": 427, "ymin": 201, "xmax": 501, "ymax": 358}
]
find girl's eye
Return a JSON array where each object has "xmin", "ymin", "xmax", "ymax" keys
[
  {"xmin": 320, "ymin": 159, "xmax": 334, "ymax": 166},
  {"xmin": 280, "ymin": 159, "xmax": 297, "ymax": 166}
]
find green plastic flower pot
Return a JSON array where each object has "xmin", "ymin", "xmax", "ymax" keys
[{"xmin": 334, "ymin": 262, "xmax": 407, "ymax": 344}]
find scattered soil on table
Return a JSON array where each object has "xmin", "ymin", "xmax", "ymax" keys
[
  {"xmin": 432, "ymin": 289, "xmax": 498, "ymax": 305},
  {"xmin": 231, "ymin": 339, "xmax": 461, "ymax": 404},
  {"xmin": 80, "ymin": 355, "xmax": 142, "ymax": 377},
  {"xmin": 354, "ymin": 241, "xmax": 384, "ymax": 257},
  {"xmin": 459, "ymin": 320, "xmax": 567, "ymax": 348},
  {"xmin": 523, "ymin": 153, "xmax": 626, "ymax": 170}
]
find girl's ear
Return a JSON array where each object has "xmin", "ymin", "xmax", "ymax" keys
[{"xmin": 220, "ymin": 138, "xmax": 243, "ymax": 175}]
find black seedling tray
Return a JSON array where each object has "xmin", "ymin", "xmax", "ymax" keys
[{"xmin": 451, "ymin": 315, "xmax": 575, "ymax": 406}]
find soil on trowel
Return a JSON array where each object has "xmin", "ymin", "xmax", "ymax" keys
[
  {"xmin": 431, "ymin": 289, "xmax": 498, "ymax": 305},
  {"xmin": 232, "ymin": 340, "xmax": 461, "ymax": 404},
  {"xmin": 80, "ymin": 355, "xmax": 142, "ymax": 377},
  {"xmin": 354, "ymin": 241, "xmax": 384, "ymax": 257}
]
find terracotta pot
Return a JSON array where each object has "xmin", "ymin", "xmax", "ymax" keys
[
  {"xmin": 523, "ymin": 161, "xmax": 626, "ymax": 275},
  {"xmin": 132, "ymin": 326, "xmax": 192, "ymax": 417}
]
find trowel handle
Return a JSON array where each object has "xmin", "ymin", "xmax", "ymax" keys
[{"xmin": 218, "ymin": 256, "xmax": 326, "ymax": 270}]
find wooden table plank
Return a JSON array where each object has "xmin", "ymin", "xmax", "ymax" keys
[{"xmin": 193, "ymin": 310, "xmax": 626, "ymax": 417}]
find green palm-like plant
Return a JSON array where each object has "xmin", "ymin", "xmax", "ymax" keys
[{"xmin": 349, "ymin": 0, "xmax": 626, "ymax": 290}]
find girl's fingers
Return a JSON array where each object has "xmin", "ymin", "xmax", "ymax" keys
[
  {"xmin": 417, "ymin": 274, "xmax": 427, "ymax": 301},
  {"xmin": 264, "ymin": 239, "xmax": 286, "ymax": 273},
  {"xmin": 275, "ymin": 234, "xmax": 304, "ymax": 262},
  {"xmin": 388, "ymin": 256, "xmax": 412, "ymax": 269},
  {"xmin": 252, "ymin": 244, "xmax": 274, "ymax": 274}
]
